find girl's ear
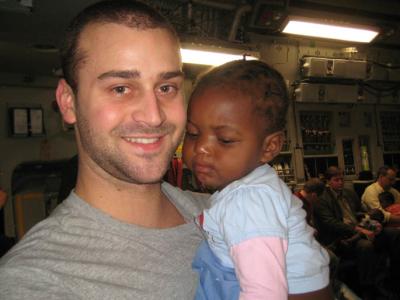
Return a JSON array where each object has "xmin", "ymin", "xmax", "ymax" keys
[
  {"xmin": 260, "ymin": 131, "xmax": 284, "ymax": 164},
  {"xmin": 56, "ymin": 79, "xmax": 77, "ymax": 124}
]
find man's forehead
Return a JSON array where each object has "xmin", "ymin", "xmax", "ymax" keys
[
  {"xmin": 78, "ymin": 22, "xmax": 178, "ymax": 50},
  {"xmin": 76, "ymin": 22, "xmax": 181, "ymax": 77}
]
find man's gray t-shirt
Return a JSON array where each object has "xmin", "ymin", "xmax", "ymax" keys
[{"xmin": 0, "ymin": 183, "xmax": 208, "ymax": 299}]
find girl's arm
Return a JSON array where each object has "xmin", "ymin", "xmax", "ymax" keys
[
  {"xmin": 230, "ymin": 236, "xmax": 288, "ymax": 300},
  {"xmin": 231, "ymin": 237, "xmax": 333, "ymax": 300}
]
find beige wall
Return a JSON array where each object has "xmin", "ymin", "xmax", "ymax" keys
[{"xmin": 0, "ymin": 74, "xmax": 76, "ymax": 236}]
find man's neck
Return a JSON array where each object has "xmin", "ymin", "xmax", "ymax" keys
[
  {"xmin": 378, "ymin": 180, "xmax": 389, "ymax": 191},
  {"xmin": 329, "ymin": 187, "xmax": 342, "ymax": 198},
  {"xmin": 74, "ymin": 164, "xmax": 185, "ymax": 228}
]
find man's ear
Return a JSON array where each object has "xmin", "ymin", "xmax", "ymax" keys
[
  {"xmin": 260, "ymin": 131, "xmax": 284, "ymax": 163},
  {"xmin": 56, "ymin": 79, "xmax": 77, "ymax": 124}
]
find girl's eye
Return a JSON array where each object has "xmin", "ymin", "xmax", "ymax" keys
[
  {"xmin": 219, "ymin": 139, "xmax": 234, "ymax": 144},
  {"xmin": 218, "ymin": 137, "xmax": 238, "ymax": 145},
  {"xmin": 185, "ymin": 131, "xmax": 198, "ymax": 139}
]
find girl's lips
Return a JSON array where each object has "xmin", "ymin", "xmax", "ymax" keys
[{"xmin": 193, "ymin": 162, "xmax": 213, "ymax": 175}]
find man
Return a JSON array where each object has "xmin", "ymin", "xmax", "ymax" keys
[
  {"xmin": 362, "ymin": 166, "xmax": 400, "ymax": 225},
  {"xmin": 0, "ymin": 1, "xmax": 205, "ymax": 299},
  {"xmin": 0, "ymin": 1, "xmax": 331, "ymax": 299},
  {"xmin": 294, "ymin": 177, "xmax": 326, "ymax": 229},
  {"xmin": 314, "ymin": 166, "xmax": 400, "ymax": 299},
  {"xmin": 314, "ymin": 167, "xmax": 377, "ymax": 246}
]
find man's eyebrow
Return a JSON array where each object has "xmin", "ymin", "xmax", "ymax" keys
[
  {"xmin": 97, "ymin": 70, "xmax": 140, "ymax": 80},
  {"xmin": 160, "ymin": 70, "xmax": 184, "ymax": 80},
  {"xmin": 97, "ymin": 70, "xmax": 184, "ymax": 81}
]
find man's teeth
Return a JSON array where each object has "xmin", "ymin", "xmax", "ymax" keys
[{"xmin": 125, "ymin": 137, "xmax": 159, "ymax": 144}]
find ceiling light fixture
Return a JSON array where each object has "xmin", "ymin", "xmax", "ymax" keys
[
  {"xmin": 282, "ymin": 17, "xmax": 379, "ymax": 43},
  {"xmin": 180, "ymin": 48, "xmax": 258, "ymax": 66}
]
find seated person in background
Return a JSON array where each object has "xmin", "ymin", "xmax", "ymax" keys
[
  {"xmin": 294, "ymin": 178, "xmax": 362, "ymax": 300},
  {"xmin": 378, "ymin": 191, "xmax": 400, "ymax": 228},
  {"xmin": 294, "ymin": 178, "xmax": 325, "ymax": 232},
  {"xmin": 314, "ymin": 166, "xmax": 400, "ymax": 299},
  {"xmin": 362, "ymin": 166, "xmax": 400, "ymax": 226}
]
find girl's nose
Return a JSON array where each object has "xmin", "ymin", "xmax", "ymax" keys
[
  {"xmin": 194, "ymin": 135, "xmax": 211, "ymax": 155},
  {"xmin": 199, "ymin": 146, "xmax": 210, "ymax": 155}
]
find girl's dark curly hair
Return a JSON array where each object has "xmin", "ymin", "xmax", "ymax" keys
[{"xmin": 190, "ymin": 60, "xmax": 289, "ymax": 135}]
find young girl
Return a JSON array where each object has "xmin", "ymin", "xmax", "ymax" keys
[{"xmin": 183, "ymin": 60, "xmax": 330, "ymax": 299}]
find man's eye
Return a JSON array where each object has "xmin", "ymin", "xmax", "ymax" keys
[
  {"xmin": 112, "ymin": 86, "xmax": 129, "ymax": 95},
  {"xmin": 159, "ymin": 84, "xmax": 177, "ymax": 94}
]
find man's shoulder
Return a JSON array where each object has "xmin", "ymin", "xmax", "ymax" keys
[
  {"xmin": 320, "ymin": 189, "xmax": 333, "ymax": 201},
  {"xmin": 343, "ymin": 187, "xmax": 357, "ymax": 197},
  {"xmin": 1, "ymin": 215, "xmax": 62, "ymax": 260},
  {"xmin": 364, "ymin": 181, "xmax": 379, "ymax": 192},
  {"xmin": 0, "ymin": 214, "xmax": 65, "ymax": 297},
  {"xmin": 162, "ymin": 182, "xmax": 210, "ymax": 218},
  {"xmin": 362, "ymin": 182, "xmax": 380, "ymax": 201},
  {"xmin": 0, "ymin": 195, "xmax": 87, "ymax": 269},
  {"xmin": 317, "ymin": 189, "xmax": 339, "ymax": 210}
]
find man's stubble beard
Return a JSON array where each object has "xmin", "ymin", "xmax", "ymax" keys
[{"xmin": 74, "ymin": 105, "xmax": 182, "ymax": 185}]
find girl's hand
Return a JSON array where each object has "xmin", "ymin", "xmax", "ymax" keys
[{"xmin": 355, "ymin": 226, "xmax": 375, "ymax": 241}]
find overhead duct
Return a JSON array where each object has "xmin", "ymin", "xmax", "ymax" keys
[
  {"xmin": 0, "ymin": 0, "xmax": 33, "ymax": 13},
  {"xmin": 183, "ymin": 0, "xmax": 252, "ymax": 42},
  {"xmin": 191, "ymin": 0, "xmax": 235, "ymax": 11},
  {"xmin": 228, "ymin": 4, "xmax": 252, "ymax": 42}
]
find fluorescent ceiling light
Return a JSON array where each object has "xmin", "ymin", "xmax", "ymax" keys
[
  {"xmin": 180, "ymin": 48, "xmax": 258, "ymax": 66},
  {"xmin": 282, "ymin": 19, "xmax": 379, "ymax": 43}
]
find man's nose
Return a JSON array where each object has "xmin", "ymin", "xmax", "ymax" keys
[{"xmin": 131, "ymin": 91, "xmax": 165, "ymax": 127}]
